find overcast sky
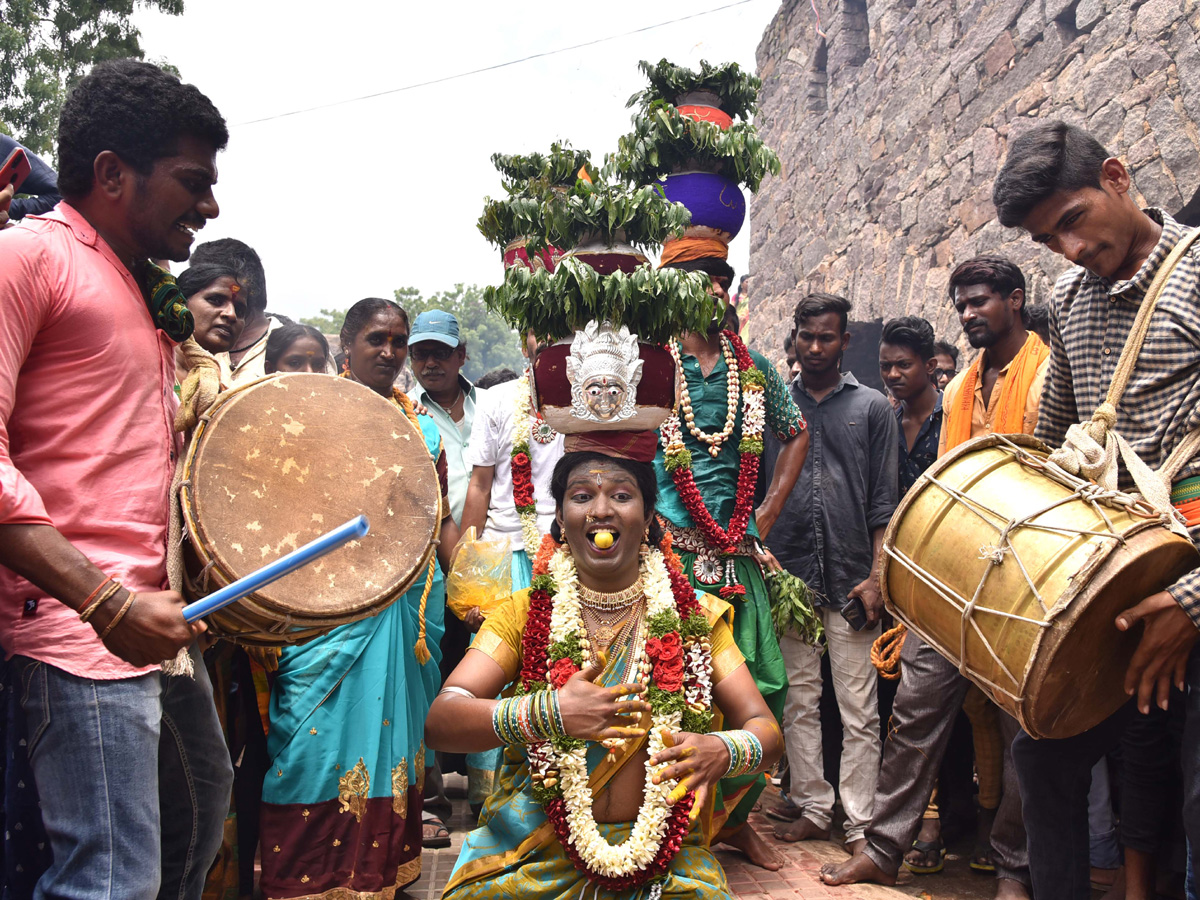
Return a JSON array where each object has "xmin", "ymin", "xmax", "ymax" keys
[{"xmin": 130, "ymin": 0, "xmax": 785, "ymax": 321}]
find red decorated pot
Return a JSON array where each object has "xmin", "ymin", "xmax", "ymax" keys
[
  {"xmin": 676, "ymin": 104, "xmax": 732, "ymax": 130},
  {"xmin": 532, "ymin": 323, "xmax": 678, "ymax": 433},
  {"xmin": 503, "ymin": 237, "xmax": 563, "ymax": 273},
  {"xmin": 561, "ymin": 231, "xmax": 648, "ymax": 275}
]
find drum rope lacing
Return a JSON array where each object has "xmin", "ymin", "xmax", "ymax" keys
[{"xmin": 887, "ymin": 434, "xmax": 1174, "ymax": 702}]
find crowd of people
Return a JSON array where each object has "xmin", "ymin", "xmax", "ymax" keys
[{"xmin": 2, "ymin": 55, "xmax": 1200, "ymax": 900}]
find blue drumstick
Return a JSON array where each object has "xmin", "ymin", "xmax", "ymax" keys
[{"xmin": 182, "ymin": 515, "xmax": 371, "ymax": 623}]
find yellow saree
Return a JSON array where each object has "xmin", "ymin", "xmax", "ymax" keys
[{"xmin": 444, "ymin": 589, "xmax": 746, "ymax": 900}]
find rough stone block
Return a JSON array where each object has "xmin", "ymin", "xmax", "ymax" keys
[
  {"xmin": 1147, "ymin": 97, "xmax": 1200, "ymax": 187},
  {"xmin": 984, "ymin": 31, "xmax": 1018, "ymax": 77},
  {"xmin": 1084, "ymin": 53, "xmax": 1133, "ymax": 113},
  {"xmin": 1015, "ymin": 2, "xmax": 1047, "ymax": 47},
  {"xmin": 1087, "ymin": 101, "xmax": 1127, "ymax": 145},
  {"xmin": 1074, "ymin": 0, "xmax": 1105, "ymax": 32},
  {"xmin": 1131, "ymin": 159, "xmax": 1184, "ymax": 209},
  {"xmin": 1134, "ymin": 0, "xmax": 1184, "ymax": 39}
]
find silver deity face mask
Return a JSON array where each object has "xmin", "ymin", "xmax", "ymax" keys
[{"xmin": 565, "ymin": 320, "xmax": 643, "ymax": 423}]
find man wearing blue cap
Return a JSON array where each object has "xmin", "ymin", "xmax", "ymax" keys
[{"xmin": 409, "ymin": 309, "xmax": 480, "ymax": 525}]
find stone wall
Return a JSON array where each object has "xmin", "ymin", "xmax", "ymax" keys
[{"xmin": 748, "ymin": 0, "xmax": 1200, "ymax": 363}]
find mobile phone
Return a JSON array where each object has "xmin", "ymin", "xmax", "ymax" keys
[
  {"xmin": 841, "ymin": 596, "xmax": 869, "ymax": 631},
  {"xmin": 0, "ymin": 147, "xmax": 31, "ymax": 194}
]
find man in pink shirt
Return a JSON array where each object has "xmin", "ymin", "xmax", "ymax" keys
[{"xmin": 0, "ymin": 60, "xmax": 233, "ymax": 899}]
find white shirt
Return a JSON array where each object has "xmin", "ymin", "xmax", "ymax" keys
[{"xmin": 467, "ymin": 377, "xmax": 563, "ymax": 551}]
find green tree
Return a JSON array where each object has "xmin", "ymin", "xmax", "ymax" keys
[
  {"xmin": 298, "ymin": 307, "xmax": 348, "ymax": 336},
  {"xmin": 300, "ymin": 285, "xmax": 525, "ymax": 382},
  {"xmin": 0, "ymin": 0, "xmax": 185, "ymax": 156}
]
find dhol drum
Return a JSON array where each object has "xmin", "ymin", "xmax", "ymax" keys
[
  {"xmin": 882, "ymin": 433, "xmax": 1198, "ymax": 739},
  {"xmin": 180, "ymin": 373, "xmax": 440, "ymax": 646}
]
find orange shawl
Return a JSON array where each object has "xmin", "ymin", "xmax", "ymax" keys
[{"xmin": 944, "ymin": 332, "xmax": 1048, "ymax": 451}]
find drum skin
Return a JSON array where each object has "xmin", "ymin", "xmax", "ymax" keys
[
  {"xmin": 882, "ymin": 433, "xmax": 1199, "ymax": 739},
  {"xmin": 181, "ymin": 374, "xmax": 440, "ymax": 645}
]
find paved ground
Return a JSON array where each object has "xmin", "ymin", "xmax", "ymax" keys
[{"xmin": 402, "ymin": 776, "xmax": 1000, "ymax": 900}]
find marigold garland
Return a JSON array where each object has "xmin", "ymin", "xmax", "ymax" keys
[{"xmin": 518, "ymin": 533, "xmax": 711, "ymax": 889}]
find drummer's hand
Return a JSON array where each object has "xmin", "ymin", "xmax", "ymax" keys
[
  {"xmin": 412, "ymin": 400, "xmax": 430, "ymax": 417},
  {"xmin": 557, "ymin": 654, "xmax": 651, "ymax": 742},
  {"xmin": 1117, "ymin": 590, "xmax": 1200, "ymax": 713},
  {"xmin": 92, "ymin": 589, "xmax": 205, "ymax": 667},
  {"xmin": 464, "ymin": 606, "xmax": 485, "ymax": 632},
  {"xmin": 650, "ymin": 729, "xmax": 729, "ymax": 799},
  {"xmin": 753, "ymin": 545, "xmax": 784, "ymax": 575},
  {"xmin": 849, "ymin": 576, "xmax": 884, "ymax": 627}
]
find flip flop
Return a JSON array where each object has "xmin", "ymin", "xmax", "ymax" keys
[
  {"xmin": 903, "ymin": 838, "xmax": 946, "ymax": 875},
  {"xmin": 969, "ymin": 845, "xmax": 997, "ymax": 873},
  {"xmin": 422, "ymin": 812, "xmax": 452, "ymax": 849}
]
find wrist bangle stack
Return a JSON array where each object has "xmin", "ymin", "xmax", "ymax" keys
[
  {"xmin": 79, "ymin": 578, "xmax": 121, "ymax": 623},
  {"xmin": 98, "ymin": 592, "xmax": 136, "ymax": 640},
  {"xmin": 492, "ymin": 690, "xmax": 567, "ymax": 744},
  {"xmin": 714, "ymin": 729, "xmax": 764, "ymax": 778}
]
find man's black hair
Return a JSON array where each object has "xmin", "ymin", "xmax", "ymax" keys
[
  {"xmin": 661, "ymin": 257, "xmax": 736, "ymax": 281},
  {"xmin": 1024, "ymin": 304, "xmax": 1052, "ymax": 345},
  {"xmin": 933, "ymin": 340, "xmax": 959, "ymax": 364},
  {"xmin": 948, "ymin": 255, "xmax": 1027, "ymax": 312},
  {"xmin": 475, "ymin": 367, "xmax": 519, "ymax": 390},
  {"xmin": 880, "ymin": 316, "xmax": 936, "ymax": 361},
  {"xmin": 180, "ymin": 238, "xmax": 267, "ymax": 314},
  {"xmin": 57, "ymin": 59, "xmax": 228, "ymax": 199},
  {"xmin": 548, "ymin": 452, "xmax": 665, "ymax": 546},
  {"xmin": 992, "ymin": 121, "xmax": 1110, "ymax": 227},
  {"xmin": 793, "ymin": 292, "xmax": 852, "ymax": 334}
]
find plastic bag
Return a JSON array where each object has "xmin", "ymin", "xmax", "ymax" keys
[{"xmin": 446, "ymin": 527, "xmax": 513, "ymax": 621}]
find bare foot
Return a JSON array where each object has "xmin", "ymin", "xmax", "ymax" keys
[
  {"xmin": 773, "ymin": 816, "xmax": 831, "ymax": 843},
  {"xmin": 719, "ymin": 822, "xmax": 785, "ymax": 871},
  {"xmin": 845, "ymin": 838, "xmax": 867, "ymax": 856},
  {"xmin": 819, "ymin": 852, "xmax": 897, "ymax": 886},
  {"xmin": 994, "ymin": 877, "xmax": 1031, "ymax": 900}
]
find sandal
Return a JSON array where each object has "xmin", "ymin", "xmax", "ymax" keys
[
  {"xmin": 969, "ymin": 844, "xmax": 997, "ymax": 874},
  {"xmin": 422, "ymin": 812, "xmax": 451, "ymax": 849},
  {"xmin": 903, "ymin": 838, "xmax": 946, "ymax": 875}
]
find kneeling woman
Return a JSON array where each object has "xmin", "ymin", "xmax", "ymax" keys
[{"xmin": 427, "ymin": 451, "xmax": 783, "ymax": 899}]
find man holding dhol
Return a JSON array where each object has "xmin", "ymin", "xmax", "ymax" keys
[{"xmin": 992, "ymin": 120, "xmax": 1200, "ymax": 900}]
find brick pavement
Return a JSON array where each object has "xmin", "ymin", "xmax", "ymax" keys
[{"xmin": 402, "ymin": 777, "xmax": 996, "ymax": 900}]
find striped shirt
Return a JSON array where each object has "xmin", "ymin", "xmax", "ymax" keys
[{"xmin": 1035, "ymin": 209, "xmax": 1200, "ymax": 625}]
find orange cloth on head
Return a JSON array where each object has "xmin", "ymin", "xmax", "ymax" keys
[
  {"xmin": 944, "ymin": 332, "xmax": 1049, "ymax": 451},
  {"xmin": 659, "ymin": 236, "xmax": 730, "ymax": 267}
]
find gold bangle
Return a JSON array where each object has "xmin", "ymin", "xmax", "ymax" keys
[
  {"xmin": 98, "ymin": 592, "xmax": 136, "ymax": 640},
  {"xmin": 79, "ymin": 580, "xmax": 122, "ymax": 623}
]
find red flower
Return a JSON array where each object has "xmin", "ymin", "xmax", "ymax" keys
[
  {"xmin": 654, "ymin": 660, "xmax": 684, "ymax": 692},
  {"xmin": 644, "ymin": 636, "xmax": 663, "ymax": 660},
  {"xmin": 658, "ymin": 632, "xmax": 682, "ymax": 660},
  {"xmin": 549, "ymin": 657, "xmax": 579, "ymax": 688},
  {"xmin": 513, "ymin": 451, "xmax": 531, "ymax": 468}
]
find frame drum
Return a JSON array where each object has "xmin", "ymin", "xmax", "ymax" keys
[{"xmin": 180, "ymin": 374, "xmax": 440, "ymax": 645}]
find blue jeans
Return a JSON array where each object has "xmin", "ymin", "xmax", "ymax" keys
[{"xmin": 13, "ymin": 646, "xmax": 232, "ymax": 900}]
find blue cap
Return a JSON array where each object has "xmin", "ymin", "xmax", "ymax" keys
[{"xmin": 409, "ymin": 309, "xmax": 461, "ymax": 347}]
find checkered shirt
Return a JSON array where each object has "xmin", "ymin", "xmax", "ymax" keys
[{"xmin": 1035, "ymin": 209, "xmax": 1200, "ymax": 625}]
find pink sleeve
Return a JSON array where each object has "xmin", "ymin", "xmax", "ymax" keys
[{"xmin": 0, "ymin": 232, "xmax": 54, "ymax": 526}]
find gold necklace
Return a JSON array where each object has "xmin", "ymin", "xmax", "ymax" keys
[
  {"xmin": 582, "ymin": 598, "xmax": 643, "ymax": 645},
  {"xmin": 578, "ymin": 577, "xmax": 644, "ymax": 611}
]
